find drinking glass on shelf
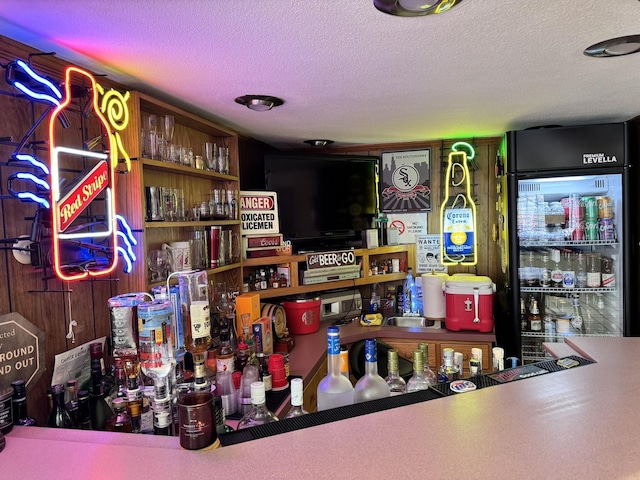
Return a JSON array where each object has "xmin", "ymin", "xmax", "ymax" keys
[
  {"xmin": 205, "ymin": 142, "xmax": 216, "ymax": 171},
  {"xmin": 148, "ymin": 249, "xmax": 170, "ymax": 282},
  {"xmin": 164, "ymin": 115, "xmax": 175, "ymax": 143},
  {"xmin": 163, "ymin": 187, "xmax": 176, "ymax": 221}
]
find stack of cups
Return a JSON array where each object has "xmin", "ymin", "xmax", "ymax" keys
[
  {"xmin": 268, "ymin": 354, "xmax": 289, "ymax": 391},
  {"xmin": 237, "ymin": 364, "xmax": 260, "ymax": 415},
  {"xmin": 216, "ymin": 370, "xmax": 237, "ymax": 417}
]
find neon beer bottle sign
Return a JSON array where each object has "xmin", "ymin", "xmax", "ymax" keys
[
  {"xmin": 440, "ymin": 143, "xmax": 478, "ymax": 266},
  {"xmin": 49, "ymin": 66, "xmax": 122, "ymax": 281}
]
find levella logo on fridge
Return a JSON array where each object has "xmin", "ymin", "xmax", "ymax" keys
[{"xmin": 583, "ymin": 152, "xmax": 618, "ymax": 164}]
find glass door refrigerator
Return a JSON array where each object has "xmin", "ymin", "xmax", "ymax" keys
[{"xmin": 494, "ymin": 122, "xmax": 637, "ymax": 363}]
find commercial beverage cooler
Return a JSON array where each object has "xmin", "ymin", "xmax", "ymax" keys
[{"xmin": 494, "ymin": 122, "xmax": 638, "ymax": 362}]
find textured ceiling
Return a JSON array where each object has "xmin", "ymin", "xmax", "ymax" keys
[{"xmin": 1, "ymin": 1, "xmax": 640, "ymax": 149}]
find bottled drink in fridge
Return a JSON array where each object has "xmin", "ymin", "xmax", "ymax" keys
[
  {"xmin": 354, "ymin": 339, "xmax": 390, "ymax": 403},
  {"xmin": 317, "ymin": 326, "xmax": 354, "ymax": 411},
  {"xmin": 587, "ymin": 253, "xmax": 601, "ymax": 288},
  {"xmin": 528, "ymin": 299, "xmax": 542, "ymax": 332},
  {"xmin": 575, "ymin": 252, "xmax": 587, "ymax": 288},
  {"xmin": 385, "ymin": 349, "xmax": 406, "ymax": 396},
  {"xmin": 237, "ymin": 382, "xmax": 279, "ymax": 429},
  {"xmin": 550, "ymin": 249, "xmax": 563, "ymax": 288}
]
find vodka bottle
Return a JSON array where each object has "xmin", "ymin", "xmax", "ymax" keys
[
  {"xmin": 406, "ymin": 350, "xmax": 431, "ymax": 392},
  {"xmin": 317, "ymin": 326, "xmax": 354, "ymax": 410},
  {"xmin": 285, "ymin": 378, "xmax": 309, "ymax": 418},
  {"xmin": 437, "ymin": 348, "xmax": 460, "ymax": 383},
  {"xmin": 237, "ymin": 382, "xmax": 279, "ymax": 429},
  {"xmin": 403, "ymin": 268, "xmax": 419, "ymax": 315},
  {"xmin": 385, "ymin": 349, "xmax": 407, "ymax": 396},
  {"xmin": 528, "ymin": 299, "xmax": 542, "ymax": 332},
  {"xmin": 418, "ymin": 343, "xmax": 437, "ymax": 386},
  {"xmin": 354, "ymin": 339, "xmax": 390, "ymax": 403}
]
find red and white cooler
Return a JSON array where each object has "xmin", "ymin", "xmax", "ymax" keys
[{"xmin": 444, "ymin": 274, "xmax": 495, "ymax": 332}]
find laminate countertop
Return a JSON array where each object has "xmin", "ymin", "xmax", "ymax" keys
[{"xmin": 4, "ymin": 334, "xmax": 638, "ymax": 480}]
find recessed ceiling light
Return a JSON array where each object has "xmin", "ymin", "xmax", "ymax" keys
[
  {"xmin": 374, "ymin": 0, "xmax": 460, "ymax": 17},
  {"xmin": 584, "ymin": 35, "xmax": 640, "ymax": 57},
  {"xmin": 303, "ymin": 139, "xmax": 334, "ymax": 147},
  {"xmin": 234, "ymin": 95, "xmax": 284, "ymax": 111}
]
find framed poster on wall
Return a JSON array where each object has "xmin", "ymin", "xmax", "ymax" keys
[{"xmin": 380, "ymin": 148, "xmax": 431, "ymax": 213}]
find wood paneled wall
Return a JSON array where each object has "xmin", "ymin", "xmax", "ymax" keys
[{"xmin": 0, "ymin": 37, "xmax": 128, "ymax": 425}]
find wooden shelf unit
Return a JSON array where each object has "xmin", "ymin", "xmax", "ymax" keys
[{"xmin": 242, "ymin": 245, "xmax": 414, "ymax": 300}]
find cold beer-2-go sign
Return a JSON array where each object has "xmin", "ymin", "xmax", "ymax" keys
[{"xmin": 306, "ymin": 250, "xmax": 357, "ymax": 270}]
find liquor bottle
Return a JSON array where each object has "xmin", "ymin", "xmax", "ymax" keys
[
  {"xmin": 340, "ymin": 345, "xmax": 350, "ymax": 378},
  {"xmin": 354, "ymin": 339, "xmax": 390, "ymax": 403},
  {"xmin": 385, "ymin": 349, "xmax": 407, "ymax": 396},
  {"xmin": 237, "ymin": 382, "xmax": 279, "ymax": 429},
  {"xmin": 561, "ymin": 251, "xmax": 575, "ymax": 289},
  {"xmin": 407, "ymin": 350, "xmax": 431, "ymax": 392},
  {"xmin": 278, "ymin": 274, "xmax": 288, "ymax": 288},
  {"xmin": 89, "ymin": 342, "xmax": 114, "ymax": 430},
  {"xmin": 575, "ymin": 252, "xmax": 587, "ymax": 288},
  {"xmin": 105, "ymin": 397, "xmax": 133, "ymax": 433},
  {"xmin": 216, "ymin": 316, "xmax": 236, "ymax": 375},
  {"xmin": 257, "ymin": 353, "xmax": 273, "ymax": 392},
  {"xmin": 437, "ymin": 348, "xmax": 460, "ymax": 383},
  {"xmin": 395, "ymin": 285, "xmax": 404, "ymax": 316},
  {"xmin": 285, "ymin": 378, "xmax": 309, "ymax": 418},
  {"xmin": 528, "ymin": 299, "xmax": 542, "ymax": 332},
  {"xmin": 587, "ymin": 253, "xmax": 601, "ymax": 288},
  {"xmin": 76, "ymin": 390, "xmax": 93, "ymax": 430},
  {"xmin": 152, "ymin": 392, "xmax": 173, "ymax": 436},
  {"xmin": 492, "ymin": 347, "xmax": 505, "ymax": 372},
  {"xmin": 11, "ymin": 380, "xmax": 36, "ymax": 426},
  {"xmin": 469, "ymin": 348, "xmax": 483, "ymax": 377},
  {"xmin": 316, "ymin": 326, "xmax": 355, "ymax": 411},
  {"xmin": 418, "ymin": 343, "xmax": 437, "ymax": 386},
  {"xmin": 126, "ymin": 384, "xmax": 143, "ymax": 433},
  {"xmin": 64, "ymin": 379, "xmax": 79, "ymax": 427},
  {"xmin": 570, "ymin": 295, "xmax": 584, "ymax": 332},
  {"xmin": 180, "ymin": 271, "xmax": 212, "ymax": 392},
  {"xmin": 550, "ymin": 249, "xmax": 563, "ymax": 288},
  {"xmin": 520, "ymin": 297, "xmax": 528, "ymax": 331},
  {"xmin": 403, "ymin": 267, "xmax": 419, "ymax": 315},
  {"xmin": 369, "ymin": 283, "xmax": 380, "ymax": 313},
  {"xmin": 47, "ymin": 384, "xmax": 74, "ymax": 429}
]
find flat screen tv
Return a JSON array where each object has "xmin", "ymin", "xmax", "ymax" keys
[{"xmin": 264, "ymin": 153, "xmax": 379, "ymax": 252}]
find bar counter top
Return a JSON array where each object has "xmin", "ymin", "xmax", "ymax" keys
[{"xmin": 4, "ymin": 335, "xmax": 639, "ymax": 479}]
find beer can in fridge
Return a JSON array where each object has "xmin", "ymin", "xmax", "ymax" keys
[
  {"xmin": 582, "ymin": 196, "xmax": 598, "ymax": 220},
  {"xmin": 598, "ymin": 218, "xmax": 615, "ymax": 241},
  {"xmin": 584, "ymin": 219, "xmax": 599, "ymax": 241},
  {"xmin": 598, "ymin": 196, "xmax": 613, "ymax": 219}
]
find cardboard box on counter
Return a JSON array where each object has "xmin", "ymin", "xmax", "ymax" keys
[
  {"xmin": 235, "ymin": 292, "xmax": 261, "ymax": 334},
  {"xmin": 252, "ymin": 316, "xmax": 273, "ymax": 355}
]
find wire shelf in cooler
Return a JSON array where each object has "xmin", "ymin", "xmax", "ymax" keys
[
  {"xmin": 519, "ymin": 239, "xmax": 618, "ymax": 248},
  {"xmin": 520, "ymin": 286, "xmax": 615, "ymax": 294}
]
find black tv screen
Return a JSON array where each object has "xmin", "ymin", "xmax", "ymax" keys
[{"xmin": 264, "ymin": 153, "xmax": 379, "ymax": 251}]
